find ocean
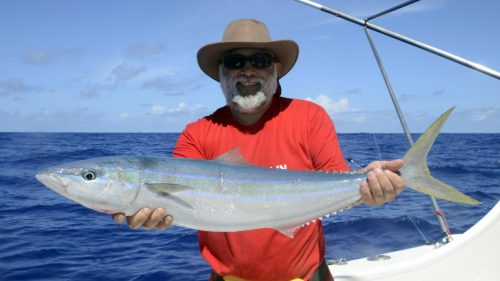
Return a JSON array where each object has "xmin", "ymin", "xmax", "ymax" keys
[{"xmin": 1, "ymin": 132, "xmax": 499, "ymax": 281}]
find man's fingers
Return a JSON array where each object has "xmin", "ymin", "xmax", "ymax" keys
[
  {"xmin": 156, "ymin": 215, "xmax": 174, "ymax": 230},
  {"xmin": 380, "ymin": 159, "xmax": 404, "ymax": 172},
  {"xmin": 377, "ymin": 169, "xmax": 396, "ymax": 201},
  {"xmin": 127, "ymin": 208, "xmax": 152, "ymax": 229},
  {"xmin": 142, "ymin": 208, "xmax": 167, "ymax": 229},
  {"xmin": 359, "ymin": 159, "xmax": 404, "ymax": 174},
  {"xmin": 113, "ymin": 213, "xmax": 126, "ymax": 224},
  {"xmin": 360, "ymin": 180, "xmax": 375, "ymax": 205},
  {"xmin": 386, "ymin": 170, "xmax": 405, "ymax": 195},
  {"xmin": 112, "ymin": 208, "xmax": 173, "ymax": 230},
  {"xmin": 360, "ymin": 170, "xmax": 382, "ymax": 205},
  {"xmin": 370, "ymin": 169, "xmax": 387, "ymax": 204}
]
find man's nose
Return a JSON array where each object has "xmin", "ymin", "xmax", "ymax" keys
[{"xmin": 239, "ymin": 61, "xmax": 257, "ymax": 76}]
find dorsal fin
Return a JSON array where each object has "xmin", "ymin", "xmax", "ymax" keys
[{"xmin": 214, "ymin": 148, "xmax": 250, "ymax": 165}]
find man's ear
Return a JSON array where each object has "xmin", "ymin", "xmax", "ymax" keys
[{"xmin": 275, "ymin": 62, "xmax": 283, "ymax": 74}]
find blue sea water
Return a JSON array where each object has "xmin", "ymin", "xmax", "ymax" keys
[{"xmin": 1, "ymin": 132, "xmax": 499, "ymax": 281}]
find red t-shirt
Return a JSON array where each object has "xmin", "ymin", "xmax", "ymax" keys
[{"xmin": 173, "ymin": 96, "xmax": 349, "ymax": 281}]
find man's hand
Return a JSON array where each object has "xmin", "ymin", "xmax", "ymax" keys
[
  {"xmin": 112, "ymin": 208, "xmax": 173, "ymax": 230},
  {"xmin": 359, "ymin": 159, "xmax": 405, "ymax": 206}
]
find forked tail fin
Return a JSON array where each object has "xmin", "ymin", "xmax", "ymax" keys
[{"xmin": 400, "ymin": 107, "xmax": 480, "ymax": 205}]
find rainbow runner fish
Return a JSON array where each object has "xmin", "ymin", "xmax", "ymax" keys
[{"xmin": 36, "ymin": 107, "xmax": 479, "ymax": 237}]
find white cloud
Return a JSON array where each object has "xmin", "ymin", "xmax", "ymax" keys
[
  {"xmin": 125, "ymin": 42, "xmax": 166, "ymax": 59},
  {"xmin": 298, "ymin": 18, "xmax": 342, "ymax": 30},
  {"xmin": 339, "ymin": 111, "xmax": 373, "ymax": 123},
  {"xmin": 108, "ymin": 63, "xmax": 146, "ymax": 87},
  {"xmin": 466, "ymin": 108, "xmax": 499, "ymax": 122},
  {"xmin": 78, "ymin": 62, "xmax": 147, "ymax": 98},
  {"xmin": 151, "ymin": 105, "xmax": 167, "ymax": 114},
  {"xmin": 142, "ymin": 78, "xmax": 183, "ymax": 96},
  {"xmin": 142, "ymin": 76, "xmax": 204, "ymax": 96},
  {"xmin": 80, "ymin": 85, "xmax": 100, "ymax": 98},
  {"xmin": 134, "ymin": 67, "xmax": 177, "ymax": 83},
  {"xmin": 305, "ymin": 94, "xmax": 353, "ymax": 114},
  {"xmin": 151, "ymin": 102, "xmax": 187, "ymax": 115},
  {"xmin": 119, "ymin": 112, "xmax": 130, "ymax": 119},
  {"xmin": 399, "ymin": 94, "xmax": 418, "ymax": 102},
  {"xmin": 0, "ymin": 79, "xmax": 41, "ymax": 96},
  {"xmin": 23, "ymin": 48, "xmax": 81, "ymax": 65},
  {"xmin": 432, "ymin": 89, "xmax": 446, "ymax": 96}
]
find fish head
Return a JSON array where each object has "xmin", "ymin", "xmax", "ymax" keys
[{"xmin": 36, "ymin": 156, "xmax": 142, "ymax": 214}]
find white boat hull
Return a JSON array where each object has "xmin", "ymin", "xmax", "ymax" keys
[{"xmin": 330, "ymin": 201, "xmax": 500, "ymax": 281}]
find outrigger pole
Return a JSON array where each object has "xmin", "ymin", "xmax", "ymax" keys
[
  {"xmin": 294, "ymin": 0, "xmax": 500, "ymax": 240},
  {"xmin": 294, "ymin": 0, "xmax": 500, "ymax": 80}
]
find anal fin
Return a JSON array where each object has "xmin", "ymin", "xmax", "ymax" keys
[{"xmin": 274, "ymin": 221, "xmax": 313, "ymax": 239}]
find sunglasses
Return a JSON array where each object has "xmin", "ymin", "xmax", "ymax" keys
[{"xmin": 221, "ymin": 53, "xmax": 275, "ymax": 70}]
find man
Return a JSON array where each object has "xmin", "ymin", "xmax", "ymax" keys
[{"xmin": 114, "ymin": 19, "xmax": 404, "ymax": 281}]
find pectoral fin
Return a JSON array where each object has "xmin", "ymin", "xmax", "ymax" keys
[{"xmin": 144, "ymin": 183, "xmax": 194, "ymax": 210}]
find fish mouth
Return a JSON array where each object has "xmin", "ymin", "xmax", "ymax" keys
[{"xmin": 36, "ymin": 169, "xmax": 68, "ymax": 194}]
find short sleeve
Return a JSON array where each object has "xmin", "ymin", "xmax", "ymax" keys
[
  {"xmin": 307, "ymin": 105, "xmax": 350, "ymax": 172},
  {"xmin": 173, "ymin": 123, "xmax": 206, "ymax": 160}
]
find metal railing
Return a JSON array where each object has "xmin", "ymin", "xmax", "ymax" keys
[{"xmin": 294, "ymin": 0, "xmax": 500, "ymax": 240}]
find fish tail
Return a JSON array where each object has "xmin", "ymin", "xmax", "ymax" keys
[{"xmin": 400, "ymin": 107, "xmax": 480, "ymax": 205}]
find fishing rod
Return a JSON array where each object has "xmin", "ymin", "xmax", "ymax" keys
[
  {"xmin": 294, "ymin": 0, "xmax": 500, "ymax": 80},
  {"xmin": 292, "ymin": 0, "xmax": 499, "ymax": 240}
]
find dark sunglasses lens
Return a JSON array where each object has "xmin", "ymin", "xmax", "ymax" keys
[
  {"xmin": 222, "ymin": 54, "xmax": 274, "ymax": 70},
  {"xmin": 223, "ymin": 55, "xmax": 247, "ymax": 69},
  {"xmin": 249, "ymin": 54, "xmax": 273, "ymax": 69}
]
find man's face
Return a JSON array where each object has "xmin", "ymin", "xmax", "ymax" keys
[{"xmin": 219, "ymin": 48, "xmax": 280, "ymax": 114}]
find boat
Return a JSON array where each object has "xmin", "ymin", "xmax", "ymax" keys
[{"xmin": 329, "ymin": 201, "xmax": 500, "ymax": 281}]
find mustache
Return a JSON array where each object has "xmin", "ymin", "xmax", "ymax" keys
[{"xmin": 233, "ymin": 76, "xmax": 265, "ymax": 85}]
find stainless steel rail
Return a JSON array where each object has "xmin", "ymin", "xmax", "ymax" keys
[
  {"xmin": 292, "ymin": 0, "xmax": 495, "ymax": 239},
  {"xmin": 294, "ymin": 0, "xmax": 500, "ymax": 80}
]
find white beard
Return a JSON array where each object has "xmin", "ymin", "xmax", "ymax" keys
[
  {"xmin": 219, "ymin": 67, "xmax": 278, "ymax": 114},
  {"xmin": 231, "ymin": 90, "xmax": 267, "ymax": 113}
]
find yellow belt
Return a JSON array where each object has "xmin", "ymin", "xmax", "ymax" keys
[{"xmin": 223, "ymin": 276, "xmax": 303, "ymax": 281}]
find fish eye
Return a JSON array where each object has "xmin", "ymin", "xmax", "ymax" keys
[{"xmin": 82, "ymin": 170, "xmax": 97, "ymax": 181}]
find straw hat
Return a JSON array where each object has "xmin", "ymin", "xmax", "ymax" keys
[{"xmin": 197, "ymin": 19, "xmax": 299, "ymax": 81}]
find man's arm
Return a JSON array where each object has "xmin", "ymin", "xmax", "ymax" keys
[{"xmin": 307, "ymin": 104, "xmax": 405, "ymax": 206}]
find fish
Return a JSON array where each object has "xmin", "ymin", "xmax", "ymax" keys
[{"xmin": 36, "ymin": 107, "xmax": 480, "ymax": 237}]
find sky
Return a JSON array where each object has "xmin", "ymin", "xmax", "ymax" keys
[{"xmin": 0, "ymin": 0, "xmax": 499, "ymax": 133}]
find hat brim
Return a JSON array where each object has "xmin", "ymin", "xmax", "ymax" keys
[{"xmin": 197, "ymin": 40, "xmax": 299, "ymax": 81}]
